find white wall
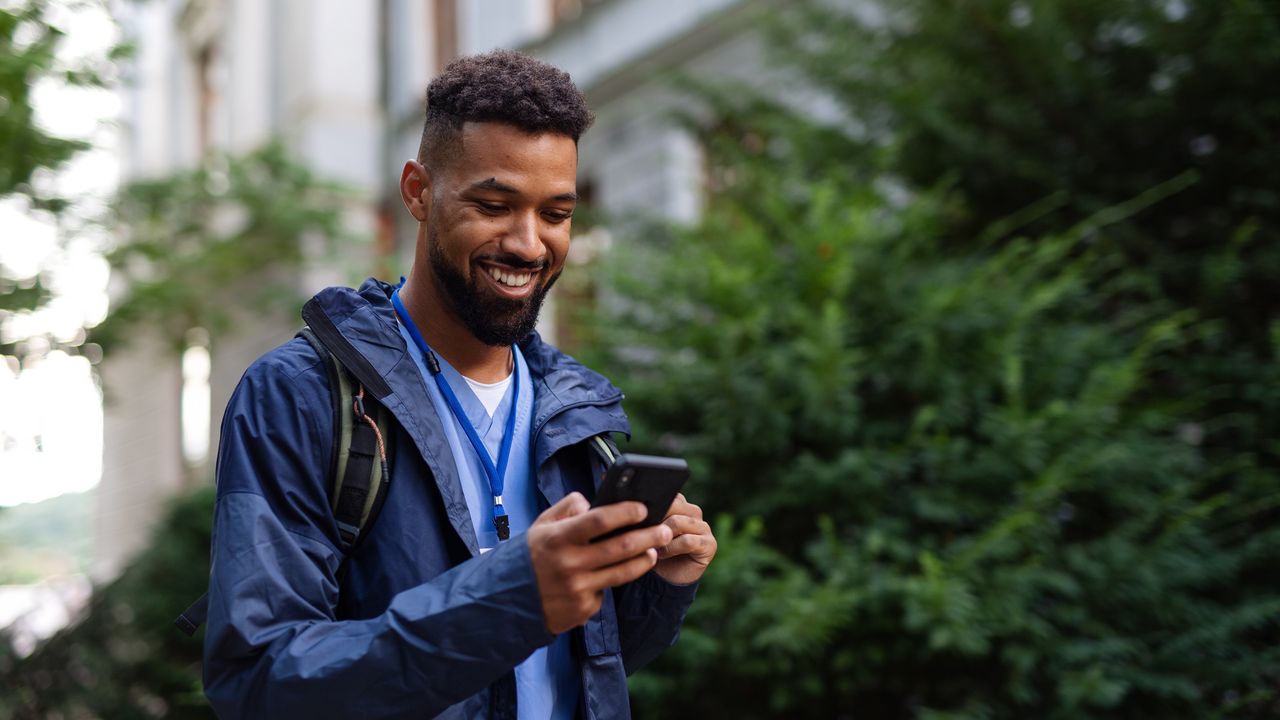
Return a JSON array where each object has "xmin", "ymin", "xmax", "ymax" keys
[
  {"xmin": 536, "ymin": 0, "xmax": 851, "ymax": 223},
  {"xmin": 93, "ymin": 335, "xmax": 184, "ymax": 581},
  {"xmin": 460, "ymin": 0, "xmax": 551, "ymax": 54},
  {"xmin": 222, "ymin": 0, "xmax": 275, "ymax": 152}
]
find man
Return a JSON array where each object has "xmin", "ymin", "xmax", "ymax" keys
[{"xmin": 202, "ymin": 50, "xmax": 716, "ymax": 719}]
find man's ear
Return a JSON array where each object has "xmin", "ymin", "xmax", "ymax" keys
[{"xmin": 400, "ymin": 160, "xmax": 432, "ymax": 222}]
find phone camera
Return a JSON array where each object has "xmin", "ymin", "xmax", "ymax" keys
[{"xmin": 619, "ymin": 469, "xmax": 635, "ymax": 487}]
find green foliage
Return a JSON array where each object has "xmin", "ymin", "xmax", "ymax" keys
[
  {"xmin": 0, "ymin": 486, "xmax": 216, "ymax": 720},
  {"xmin": 596, "ymin": 166, "xmax": 1278, "ymax": 716},
  {"xmin": 0, "ymin": 1, "xmax": 98, "ymax": 200},
  {"xmin": 765, "ymin": 0, "xmax": 1280, "ymax": 465},
  {"xmin": 0, "ymin": 273, "xmax": 52, "ymax": 357},
  {"xmin": 91, "ymin": 142, "xmax": 351, "ymax": 355},
  {"xmin": 0, "ymin": 0, "xmax": 123, "ymax": 357},
  {"xmin": 585, "ymin": 1, "xmax": 1280, "ymax": 716}
]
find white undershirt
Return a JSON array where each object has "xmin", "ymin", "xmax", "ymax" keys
[{"xmin": 463, "ymin": 372, "xmax": 513, "ymax": 417}]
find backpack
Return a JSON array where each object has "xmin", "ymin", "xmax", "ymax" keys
[{"xmin": 174, "ymin": 325, "xmax": 620, "ymax": 636}]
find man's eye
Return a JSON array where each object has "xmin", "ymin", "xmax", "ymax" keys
[
  {"xmin": 543, "ymin": 210, "xmax": 573, "ymax": 223},
  {"xmin": 476, "ymin": 202, "xmax": 505, "ymax": 214}
]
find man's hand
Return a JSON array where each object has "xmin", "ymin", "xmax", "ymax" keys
[
  {"xmin": 528, "ymin": 492, "xmax": 674, "ymax": 635},
  {"xmin": 654, "ymin": 493, "xmax": 717, "ymax": 586}
]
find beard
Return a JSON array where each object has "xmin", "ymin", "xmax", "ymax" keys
[{"xmin": 428, "ymin": 232, "xmax": 560, "ymax": 347}]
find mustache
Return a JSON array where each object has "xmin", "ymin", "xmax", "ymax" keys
[{"xmin": 476, "ymin": 254, "xmax": 548, "ymax": 271}]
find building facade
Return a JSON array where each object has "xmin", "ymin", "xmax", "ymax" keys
[{"xmin": 97, "ymin": 0, "xmax": 808, "ymax": 578}]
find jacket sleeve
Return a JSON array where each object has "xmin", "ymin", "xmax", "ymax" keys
[
  {"xmin": 202, "ymin": 348, "xmax": 552, "ymax": 719},
  {"xmin": 613, "ymin": 570, "xmax": 699, "ymax": 675}
]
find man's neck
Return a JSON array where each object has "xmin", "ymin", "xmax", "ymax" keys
[{"xmin": 398, "ymin": 275, "xmax": 513, "ymax": 383}]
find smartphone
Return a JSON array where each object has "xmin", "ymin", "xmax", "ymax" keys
[{"xmin": 590, "ymin": 453, "xmax": 689, "ymax": 543}]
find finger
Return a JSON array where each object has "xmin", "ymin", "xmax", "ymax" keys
[
  {"xmin": 663, "ymin": 493, "xmax": 703, "ymax": 521},
  {"xmin": 583, "ymin": 523, "xmax": 674, "ymax": 568},
  {"xmin": 580, "ymin": 548, "xmax": 659, "ymax": 591},
  {"xmin": 558, "ymin": 501, "xmax": 648, "ymax": 544},
  {"xmin": 662, "ymin": 514, "xmax": 711, "ymax": 539},
  {"xmin": 661, "ymin": 493, "xmax": 686, "ymax": 520},
  {"xmin": 534, "ymin": 492, "xmax": 589, "ymax": 526},
  {"xmin": 656, "ymin": 533, "xmax": 715, "ymax": 561}
]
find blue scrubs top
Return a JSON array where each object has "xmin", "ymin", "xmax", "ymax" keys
[{"xmin": 397, "ymin": 322, "xmax": 579, "ymax": 720}]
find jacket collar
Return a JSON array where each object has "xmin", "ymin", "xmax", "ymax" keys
[
  {"xmin": 340, "ymin": 278, "xmax": 627, "ymax": 414},
  {"xmin": 306, "ymin": 278, "xmax": 631, "ymax": 552}
]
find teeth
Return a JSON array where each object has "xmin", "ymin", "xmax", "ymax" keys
[{"xmin": 488, "ymin": 267, "xmax": 531, "ymax": 288}]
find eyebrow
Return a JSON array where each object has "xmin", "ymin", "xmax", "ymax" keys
[{"xmin": 465, "ymin": 177, "xmax": 578, "ymax": 203}]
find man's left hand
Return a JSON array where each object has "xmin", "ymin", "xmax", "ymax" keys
[{"xmin": 653, "ymin": 493, "xmax": 717, "ymax": 586}]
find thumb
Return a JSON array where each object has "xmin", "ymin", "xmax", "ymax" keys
[{"xmin": 534, "ymin": 491, "xmax": 589, "ymax": 525}]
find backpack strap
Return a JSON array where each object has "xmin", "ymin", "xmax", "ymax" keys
[
  {"xmin": 174, "ymin": 327, "xmax": 393, "ymax": 637},
  {"xmin": 589, "ymin": 433, "xmax": 621, "ymax": 468},
  {"xmin": 298, "ymin": 327, "xmax": 392, "ymax": 552},
  {"xmin": 587, "ymin": 433, "xmax": 622, "ymax": 490},
  {"xmin": 175, "ymin": 595, "xmax": 206, "ymax": 637}
]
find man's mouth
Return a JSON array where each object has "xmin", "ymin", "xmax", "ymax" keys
[{"xmin": 486, "ymin": 266, "xmax": 534, "ymax": 288}]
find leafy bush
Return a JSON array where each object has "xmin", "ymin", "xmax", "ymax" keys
[
  {"xmin": 591, "ymin": 0, "xmax": 1280, "ymax": 715},
  {"xmin": 766, "ymin": 0, "xmax": 1280, "ymax": 469},
  {"xmin": 595, "ymin": 161, "xmax": 1278, "ymax": 716},
  {"xmin": 0, "ymin": 486, "xmax": 215, "ymax": 720}
]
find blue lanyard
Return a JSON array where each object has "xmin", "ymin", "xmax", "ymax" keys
[{"xmin": 391, "ymin": 287, "xmax": 517, "ymax": 541}]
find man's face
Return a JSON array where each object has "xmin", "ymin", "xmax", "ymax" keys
[{"xmin": 423, "ymin": 122, "xmax": 578, "ymax": 347}]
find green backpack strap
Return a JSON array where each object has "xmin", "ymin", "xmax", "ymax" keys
[
  {"xmin": 587, "ymin": 433, "xmax": 622, "ymax": 488},
  {"xmin": 175, "ymin": 328, "xmax": 394, "ymax": 637},
  {"xmin": 298, "ymin": 327, "xmax": 392, "ymax": 553},
  {"xmin": 589, "ymin": 433, "xmax": 620, "ymax": 467}
]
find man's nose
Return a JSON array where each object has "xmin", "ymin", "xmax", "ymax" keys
[{"xmin": 502, "ymin": 211, "xmax": 544, "ymax": 262}]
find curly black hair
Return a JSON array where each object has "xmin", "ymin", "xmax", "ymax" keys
[{"xmin": 417, "ymin": 49, "xmax": 594, "ymax": 168}]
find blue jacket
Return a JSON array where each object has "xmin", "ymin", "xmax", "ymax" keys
[{"xmin": 203, "ymin": 279, "xmax": 697, "ymax": 719}]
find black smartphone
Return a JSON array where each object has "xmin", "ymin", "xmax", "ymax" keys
[{"xmin": 590, "ymin": 453, "xmax": 689, "ymax": 543}]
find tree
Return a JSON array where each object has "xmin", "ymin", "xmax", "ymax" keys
[
  {"xmin": 593, "ymin": 156, "xmax": 1277, "ymax": 717},
  {"xmin": 767, "ymin": 0, "xmax": 1280, "ymax": 473},
  {"xmin": 91, "ymin": 142, "xmax": 351, "ymax": 356},
  {"xmin": 581, "ymin": 0, "xmax": 1279, "ymax": 716},
  {"xmin": 0, "ymin": 0, "xmax": 125, "ymax": 357}
]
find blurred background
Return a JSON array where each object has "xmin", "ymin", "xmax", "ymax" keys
[{"xmin": 1, "ymin": 0, "xmax": 1277, "ymax": 717}]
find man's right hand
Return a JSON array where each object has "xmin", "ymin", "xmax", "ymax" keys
[{"xmin": 527, "ymin": 492, "xmax": 673, "ymax": 635}]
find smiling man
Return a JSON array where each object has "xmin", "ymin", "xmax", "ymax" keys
[{"xmin": 201, "ymin": 51, "xmax": 716, "ymax": 719}]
